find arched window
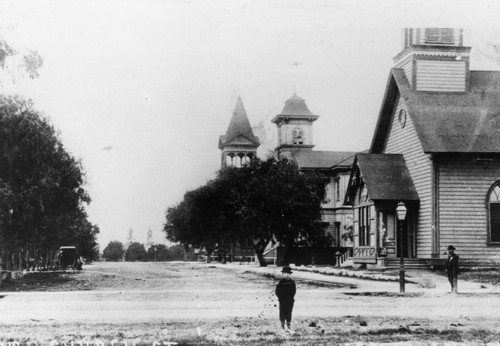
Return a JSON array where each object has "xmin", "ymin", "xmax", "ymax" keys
[
  {"xmin": 226, "ymin": 153, "xmax": 234, "ymax": 167},
  {"xmin": 293, "ymin": 129, "xmax": 304, "ymax": 145},
  {"xmin": 487, "ymin": 182, "xmax": 500, "ymax": 244}
]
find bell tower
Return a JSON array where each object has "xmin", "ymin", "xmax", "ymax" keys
[
  {"xmin": 272, "ymin": 93, "xmax": 319, "ymax": 158},
  {"xmin": 393, "ymin": 28, "xmax": 471, "ymax": 92},
  {"xmin": 218, "ymin": 97, "xmax": 260, "ymax": 168}
]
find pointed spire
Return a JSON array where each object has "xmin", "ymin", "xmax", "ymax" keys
[{"xmin": 219, "ymin": 96, "xmax": 260, "ymax": 147}]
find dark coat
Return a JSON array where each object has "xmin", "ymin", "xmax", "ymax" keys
[
  {"xmin": 275, "ymin": 278, "xmax": 296, "ymax": 303},
  {"xmin": 447, "ymin": 253, "xmax": 460, "ymax": 276}
]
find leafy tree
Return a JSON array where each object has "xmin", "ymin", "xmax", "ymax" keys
[
  {"xmin": 0, "ymin": 38, "xmax": 44, "ymax": 82},
  {"xmin": 164, "ymin": 156, "xmax": 326, "ymax": 266},
  {"xmin": 0, "ymin": 96, "xmax": 97, "ymax": 270},
  {"xmin": 146, "ymin": 244, "xmax": 187, "ymax": 261},
  {"xmin": 146, "ymin": 243, "xmax": 169, "ymax": 261},
  {"xmin": 167, "ymin": 244, "xmax": 186, "ymax": 261},
  {"xmin": 165, "ymin": 174, "xmax": 242, "ymax": 263},
  {"xmin": 237, "ymin": 157, "xmax": 327, "ymax": 266},
  {"xmin": 102, "ymin": 241, "xmax": 125, "ymax": 262},
  {"xmin": 165, "ymin": 187, "xmax": 218, "ymax": 262},
  {"xmin": 125, "ymin": 242, "xmax": 147, "ymax": 262}
]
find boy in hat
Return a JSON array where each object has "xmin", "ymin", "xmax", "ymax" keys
[
  {"xmin": 446, "ymin": 245, "xmax": 459, "ymax": 293},
  {"xmin": 275, "ymin": 266, "xmax": 296, "ymax": 334}
]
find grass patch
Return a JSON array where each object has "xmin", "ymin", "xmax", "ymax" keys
[{"xmin": 0, "ymin": 271, "xmax": 87, "ymax": 291}]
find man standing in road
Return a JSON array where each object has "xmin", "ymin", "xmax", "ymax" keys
[
  {"xmin": 275, "ymin": 266, "xmax": 296, "ymax": 334},
  {"xmin": 447, "ymin": 245, "xmax": 459, "ymax": 293}
]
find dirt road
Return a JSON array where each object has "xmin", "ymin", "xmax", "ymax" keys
[{"xmin": 0, "ymin": 262, "xmax": 499, "ymax": 345}]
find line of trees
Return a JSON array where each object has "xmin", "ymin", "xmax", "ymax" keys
[
  {"xmin": 163, "ymin": 157, "xmax": 328, "ymax": 266},
  {"xmin": 101, "ymin": 240, "xmax": 186, "ymax": 262},
  {"xmin": 0, "ymin": 96, "xmax": 99, "ymax": 272}
]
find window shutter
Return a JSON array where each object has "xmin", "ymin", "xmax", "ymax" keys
[
  {"xmin": 425, "ymin": 28, "xmax": 454, "ymax": 44},
  {"xmin": 441, "ymin": 28, "xmax": 454, "ymax": 44},
  {"xmin": 425, "ymin": 28, "xmax": 439, "ymax": 43}
]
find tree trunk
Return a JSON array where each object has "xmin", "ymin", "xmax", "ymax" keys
[
  {"xmin": 255, "ymin": 250, "xmax": 267, "ymax": 267},
  {"xmin": 205, "ymin": 248, "xmax": 213, "ymax": 263}
]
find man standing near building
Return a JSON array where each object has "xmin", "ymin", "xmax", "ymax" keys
[
  {"xmin": 447, "ymin": 245, "xmax": 459, "ymax": 293},
  {"xmin": 275, "ymin": 266, "xmax": 296, "ymax": 334}
]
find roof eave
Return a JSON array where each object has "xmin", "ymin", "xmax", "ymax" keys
[
  {"xmin": 271, "ymin": 114, "xmax": 320, "ymax": 124},
  {"xmin": 370, "ymin": 69, "xmax": 413, "ymax": 153}
]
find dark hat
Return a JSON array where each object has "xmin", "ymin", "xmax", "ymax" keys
[
  {"xmin": 447, "ymin": 245, "xmax": 456, "ymax": 251},
  {"xmin": 281, "ymin": 266, "xmax": 292, "ymax": 274}
]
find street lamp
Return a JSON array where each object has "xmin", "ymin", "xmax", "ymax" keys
[{"xmin": 396, "ymin": 201, "xmax": 407, "ymax": 293}]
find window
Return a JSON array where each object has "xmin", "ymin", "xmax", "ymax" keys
[
  {"xmin": 425, "ymin": 28, "xmax": 454, "ymax": 44},
  {"xmin": 293, "ymin": 129, "xmax": 304, "ymax": 145},
  {"xmin": 488, "ymin": 183, "xmax": 500, "ymax": 243},
  {"xmin": 359, "ymin": 206, "xmax": 371, "ymax": 246},
  {"xmin": 335, "ymin": 179, "xmax": 340, "ymax": 202}
]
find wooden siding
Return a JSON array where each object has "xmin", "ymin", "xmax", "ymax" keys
[
  {"xmin": 395, "ymin": 56, "xmax": 413, "ymax": 87},
  {"xmin": 385, "ymin": 96, "xmax": 434, "ymax": 258},
  {"xmin": 416, "ymin": 60, "xmax": 466, "ymax": 92},
  {"xmin": 438, "ymin": 157, "xmax": 500, "ymax": 261}
]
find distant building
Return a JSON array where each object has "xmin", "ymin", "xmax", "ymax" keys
[
  {"xmin": 218, "ymin": 97, "xmax": 260, "ymax": 261},
  {"xmin": 346, "ymin": 28, "xmax": 500, "ymax": 266},
  {"xmin": 272, "ymin": 94, "xmax": 357, "ymax": 247},
  {"xmin": 218, "ymin": 93, "xmax": 358, "ymax": 265},
  {"xmin": 218, "ymin": 96, "xmax": 260, "ymax": 168}
]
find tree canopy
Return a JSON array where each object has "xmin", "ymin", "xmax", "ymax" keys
[
  {"xmin": 102, "ymin": 241, "xmax": 125, "ymax": 262},
  {"xmin": 0, "ymin": 96, "xmax": 99, "ymax": 269},
  {"xmin": 125, "ymin": 242, "xmax": 147, "ymax": 262},
  {"xmin": 164, "ymin": 157, "xmax": 327, "ymax": 266}
]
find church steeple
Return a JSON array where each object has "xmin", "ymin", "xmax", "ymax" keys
[
  {"xmin": 394, "ymin": 28, "xmax": 471, "ymax": 92},
  {"xmin": 218, "ymin": 96, "xmax": 260, "ymax": 168},
  {"xmin": 272, "ymin": 93, "xmax": 319, "ymax": 156}
]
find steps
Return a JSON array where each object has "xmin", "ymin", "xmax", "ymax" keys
[{"xmin": 385, "ymin": 258, "xmax": 430, "ymax": 270}]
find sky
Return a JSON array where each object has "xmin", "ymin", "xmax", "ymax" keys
[{"xmin": 1, "ymin": 0, "xmax": 500, "ymax": 248}]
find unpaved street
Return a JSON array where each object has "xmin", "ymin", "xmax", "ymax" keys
[{"xmin": 1, "ymin": 262, "xmax": 500, "ymax": 345}]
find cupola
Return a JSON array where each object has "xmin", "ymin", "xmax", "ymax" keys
[{"xmin": 272, "ymin": 93, "xmax": 319, "ymax": 155}]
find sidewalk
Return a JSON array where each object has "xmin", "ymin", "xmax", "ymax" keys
[{"xmin": 206, "ymin": 262, "xmax": 500, "ymax": 295}]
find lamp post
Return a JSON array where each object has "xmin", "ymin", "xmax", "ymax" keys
[{"xmin": 396, "ymin": 201, "xmax": 407, "ymax": 293}]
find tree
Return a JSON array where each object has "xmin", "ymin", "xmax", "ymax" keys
[
  {"xmin": 146, "ymin": 244, "xmax": 186, "ymax": 262},
  {"xmin": 146, "ymin": 243, "xmax": 169, "ymax": 261},
  {"xmin": 0, "ymin": 38, "xmax": 44, "ymax": 83},
  {"xmin": 125, "ymin": 242, "xmax": 147, "ymax": 262},
  {"xmin": 102, "ymin": 241, "xmax": 125, "ymax": 262},
  {"xmin": 164, "ymin": 156, "xmax": 327, "ymax": 266},
  {"xmin": 165, "ymin": 186, "xmax": 219, "ymax": 262},
  {"xmin": 0, "ymin": 96, "xmax": 97, "ymax": 270},
  {"xmin": 167, "ymin": 244, "xmax": 186, "ymax": 261},
  {"xmin": 237, "ymin": 157, "xmax": 327, "ymax": 266}
]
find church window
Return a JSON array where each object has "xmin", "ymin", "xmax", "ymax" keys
[
  {"xmin": 425, "ymin": 28, "xmax": 454, "ymax": 44},
  {"xmin": 487, "ymin": 182, "xmax": 500, "ymax": 244},
  {"xmin": 293, "ymin": 129, "xmax": 304, "ymax": 145}
]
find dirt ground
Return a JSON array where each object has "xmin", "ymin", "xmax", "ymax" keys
[{"xmin": 1, "ymin": 261, "xmax": 500, "ymax": 345}]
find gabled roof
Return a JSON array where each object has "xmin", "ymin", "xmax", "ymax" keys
[
  {"xmin": 371, "ymin": 68, "xmax": 500, "ymax": 153},
  {"xmin": 350, "ymin": 153, "xmax": 419, "ymax": 201},
  {"xmin": 291, "ymin": 150, "xmax": 357, "ymax": 170},
  {"xmin": 219, "ymin": 97, "xmax": 260, "ymax": 149},
  {"xmin": 271, "ymin": 93, "xmax": 319, "ymax": 123}
]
